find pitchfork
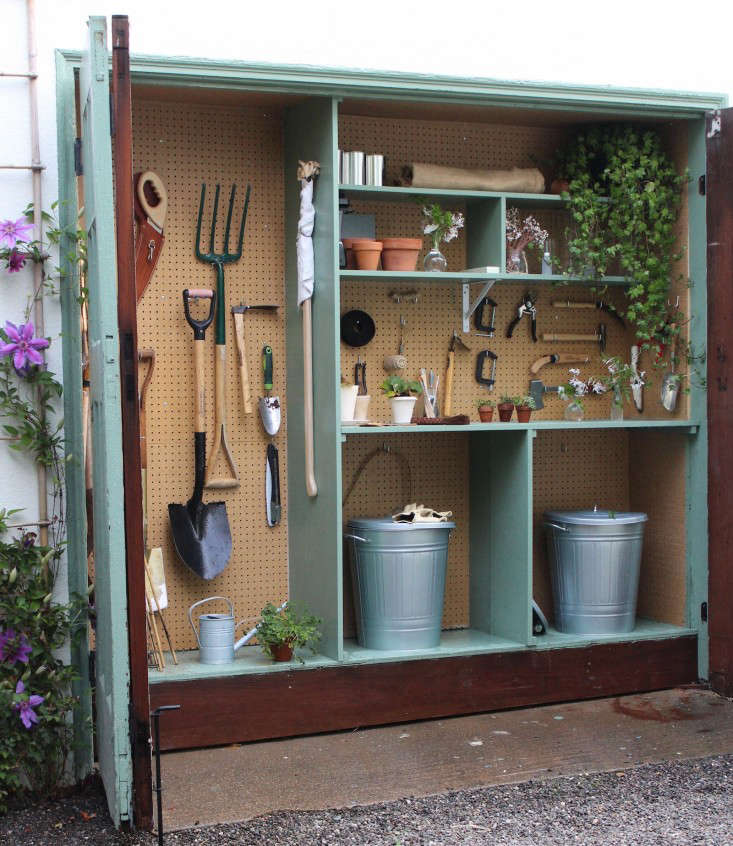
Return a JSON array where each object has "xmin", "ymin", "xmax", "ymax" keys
[{"xmin": 195, "ymin": 182, "xmax": 251, "ymax": 488}]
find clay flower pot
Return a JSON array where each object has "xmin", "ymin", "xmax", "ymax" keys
[
  {"xmin": 342, "ymin": 237, "xmax": 376, "ymax": 270},
  {"xmin": 270, "ymin": 640, "xmax": 295, "ymax": 662},
  {"xmin": 352, "ymin": 240, "xmax": 383, "ymax": 271},
  {"xmin": 515, "ymin": 405, "xmax": 533, "ymax": 423},
  {"xmin": 497, "ymin": 402, "xmax": 514, "ymax": 422},
  {"xmin": 381, "ymin": 237, "xmax": 422, "ymax": 271},
  {"xmin": 478, "ymin": 406, "xmax": 494, "ymax": 422},
  {"xmin": 550, "ymin": 178, "xmax": 570, "ymax": 194}
]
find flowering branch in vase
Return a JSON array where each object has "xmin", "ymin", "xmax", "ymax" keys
[{"xmin": 505, "ymin": 207, "xmax": 548, "ymax": 272}]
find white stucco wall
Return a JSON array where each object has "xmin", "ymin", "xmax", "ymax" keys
[{"xmin": 2, "ymin": 0, "xmax": 731, "ymax": 524}]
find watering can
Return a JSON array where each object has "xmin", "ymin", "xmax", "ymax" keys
[{"xmin": 188, "ymin": 596, "xmax": 286, "ymax": 664}]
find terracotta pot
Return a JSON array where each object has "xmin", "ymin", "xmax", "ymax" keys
[
  {"xmin": 478, "ymin": 407, "xmax": 494, "ymax": 422},
  {"xmin": 342, "ymin": 237, "xmax": 376, "ymax": 270},
  {"xmin": 381, "ymin": 237, "xmax": 422, "ymax": 271},
  {"xmin": 550, "ymin": 178, "xmax": 570, "ymax": 194},
  {"xmin": 516, "ymin": 406, "xmax": 533, "ymax": 423},
  {"xmin": 497, "ymin": 402, "xmax": 514, "ymax": 422},
  {"xmin": 353, "ymin": 240, "xmax": 383, "ymax": 271},
  {"xmin": 269, "ymin": 640, "xmax": 294, "ymax": 662}
]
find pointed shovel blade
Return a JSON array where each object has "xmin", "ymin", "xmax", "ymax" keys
[{"xmin": 168, "ymin": 500, "xmax": 232, "ymax": 580}]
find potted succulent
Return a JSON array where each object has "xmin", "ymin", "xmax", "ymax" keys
[
  {"xmin": 514, "ymin": 395, "xmax": 536, "ymax": 423},
  {"xmin": 497, "ymin": 394, "xmax": 515, "ymax": 422},
  {"xmin": 380, "ymin": 375, "xmax": 422, "ymax": 424},
  {"xmin": 476, "ymin": 398, "xmax": 495, "ymax": 422},
  {"xmin": 256, "ymin": 602, "xmax": 322, "ymax": 663}
]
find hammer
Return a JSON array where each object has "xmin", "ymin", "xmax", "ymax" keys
[
  {"xmin": 529, "ymin": 378, "xmax": 563, "ymax": 411},
  {"xmin": 542, "ymin": 323, "xmax": 606, "ymax": 353}
]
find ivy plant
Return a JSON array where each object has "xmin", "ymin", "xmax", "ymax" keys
[{"xmin": 555, "ymin": 125, "xmax": 685, "ymax": 345}]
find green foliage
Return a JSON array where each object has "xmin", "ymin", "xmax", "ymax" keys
[
  {"xmin": 256, "ymin": 602, "xmax": 322, "ymax": 663},
  {"xmin": 476, "ymin": 398, "xmax": 495, "ymax": 408},
  {"xmin": 556, "ymin": 125, "xmax": 685, "ymax": 344},
  {"xmin": 379, "ymin": 376, "xmax": 422, "ymax": 398},
  {"xmin": 516, "ymin": 395, "xmax": 536, "ymax": 410},
  {"xmin": 499, "ymin": 394, "xmax": 514, "ymax": 405}
]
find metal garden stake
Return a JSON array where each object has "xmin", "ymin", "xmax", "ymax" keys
[{"xmin": 151, "ymin": 704, "xmax": 180, "ymax": 846}]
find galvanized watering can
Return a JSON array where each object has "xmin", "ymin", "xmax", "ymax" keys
[{"xmin": 188, "ymin": 596, "xmax": 286, "ymax": 664}]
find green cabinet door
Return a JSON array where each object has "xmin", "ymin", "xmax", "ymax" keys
[{"xmin": 80, "ymin": 16, "xmax": 132, "ymax": 827}]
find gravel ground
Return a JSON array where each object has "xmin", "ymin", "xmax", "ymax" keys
[{"xmin": 1, "ymin": 755, "xmax": 730, "ymax": 845}]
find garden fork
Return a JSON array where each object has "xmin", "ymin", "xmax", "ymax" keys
[{"xmin": 195, "ymin": 182, "xmax": 251, "ymax": 488}]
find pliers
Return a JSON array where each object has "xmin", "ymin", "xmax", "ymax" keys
[{"xmin": 507, "ymin": 292, "xmax": 537, "ymax": 342}]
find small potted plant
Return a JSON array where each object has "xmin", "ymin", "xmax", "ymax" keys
[
  {"xmin": 422, "ymin": 203, "xmax": 464, "ymax": 271},
  {"xmin": 256, "ymin": 602, "xmax": 322, "ymax": 663},
  {"xmin": 476, "ymin": 398, "xmax": 495, "ymax": 422},
  {"xmin": 514, "ymin": 395, "xmax": 536, "ymax": 423},
  {"xmin": 497, "ymin": 394, "xmax": 515, "ymax": 422},
  {"xmin": 380, "ymin": 375, "xmax": 422, "ymax": 424}
]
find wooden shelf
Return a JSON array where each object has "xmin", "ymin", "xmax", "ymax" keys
[
  {"xmin": 339, "ymin": 184, "xmax": 567, "ymax": 208},
  {"xmin": 339, "ymin": 270, "xmax": 628, "ymax": 285},
  {"xmin": 341, "ymin": 419, "xmax": 699, "ymax": 435}
]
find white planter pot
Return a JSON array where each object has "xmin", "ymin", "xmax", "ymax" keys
[
  {"xmin": 390, "ymin": 396, "xmax": 417, "ymax": 424},
  {"xmin": 341, "ymin": 385, "xmax": 359, "ymax": 421}
]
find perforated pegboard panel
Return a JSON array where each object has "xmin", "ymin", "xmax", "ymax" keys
[
  {"xmin": 341, "ymin": 433, "xmax": 469, "ymax": 634},
  {"xmin": 532, "ymin": 430, "xmax": 630, "ymax": 623},
  {"xmin": 133, "ymin": 99, "xmax": 288, "ymax": 651},
  {"xmin": 628, "ymin": 431, "xmax": 687, "ymax": 625}
]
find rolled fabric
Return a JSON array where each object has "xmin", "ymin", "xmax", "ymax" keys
[{"xmin": 407, "ymin": 162, "xmax": 545, "ymax": 194}]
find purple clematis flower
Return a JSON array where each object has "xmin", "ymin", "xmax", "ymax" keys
[
  {"xmin": 7, "ymin": 249, "xmax": 27, "ymax": 273},
  {"xmin": 0, "ymin": 321, "xmax": 49, "ymax": 372},
  {"xmin": 0, "ymin": 217, "xmax": 33, "ymax": 249},
  {"xmin": 12, "ymin": 680, "xmax": 44, "ymax": 729},
  {"xmin": 0, "ymin": 628, "xmax": 32, "ymax": 664}
]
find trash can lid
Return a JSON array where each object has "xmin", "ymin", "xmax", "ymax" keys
[
  {"xmin": 347, "ymin": 516, "xmax": 456, "ymax": 532},
  {"xmin": 544, "ymin": 509, "xmax": 647, "ymax": 526}
]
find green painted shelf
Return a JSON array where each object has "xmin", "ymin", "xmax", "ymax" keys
[
  {"xmin": 339, "ymin": 184, "xmax": 568, "ymax": 208},
  {"xmin": 339, "ymin": 270, "xmax": 627, "ymax": 285},
  {"xmin": 342, "ymin": 419, "xmax": 699, "ymax": 435}
]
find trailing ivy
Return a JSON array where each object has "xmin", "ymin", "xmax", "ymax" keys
[{"xmin": 556, "ymin": 125, "xmax": 685, "ymax": 345}]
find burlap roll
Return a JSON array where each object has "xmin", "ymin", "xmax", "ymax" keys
[{"xmin": 407, "ymin": 162, "xmax": 545, "ymax": 193}]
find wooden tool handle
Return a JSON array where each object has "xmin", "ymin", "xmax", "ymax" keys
[
  {"xmin": 194, "ymin": 339, "xmax": 206, "ymax": 433},
  {"xmin": 542, "ymin": 333, "xmax": 597, "ymax": 342},
  {"xmin": 552, "ymin": 300, "xmax": 595, "ymax": 309},
  {"xmin": 530, "ymin": 353, "xmax": 591, "ymax": 374},
  {"xmin": 232, "ymin": 312, "xmax": 253, "ymax": 414},
  {"xmin": 205, "ymin": 345, "xmax": 240, "ymax": 488},
  {"xmin": 302, "ymin": 298, "xmax": 317, "ymax": 497},
  {"xmin": 443, "ymin": 350, "xmax": 455, "ymax": 417}
]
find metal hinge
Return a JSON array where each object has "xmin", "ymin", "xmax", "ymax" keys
[
  {"xmin": 698, "ymin": 175, "xmax": 705, "ymax": 196},
  {"xmin": 701, "ymin": 601, "xmax": 708, "ymax": 622},
  {"xmin": 74, "ymin": 138, "xmax": 83, "ymax": 176}
]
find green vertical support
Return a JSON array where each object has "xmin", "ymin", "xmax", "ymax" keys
[
  {"xmin": 284, "ymin": 97, "xmax": 342, "ymax": 660},
  {"xmin": 686, "ymin": 117, "xmax": 709, "ymax": 678},
  {"xmin": 55, "ymin": 49, "xmax": 93, "ymax": 782},
  {"xmin": 466, "ymin": 198, "xmax": 503, "ymax": 268},
  {"xmin": 469, "ymin": 431, "xmax": 532, "ymax": 643},
  {"xmin": 79, "ymin": 17, "xmax": 132, "ymax": 826}
]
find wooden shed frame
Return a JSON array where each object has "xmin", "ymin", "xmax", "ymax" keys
[{"xmin": 55, "ymin": 17, "xmax": 732, "ymax": 830}]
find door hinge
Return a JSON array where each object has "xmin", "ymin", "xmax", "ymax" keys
[
  {"xmin": 698, "ymin": 175, "xmax": 705, "ymax": 196},
  {"xmin": 701, "ymin": 601, "xmax": 708, "ymax": 622},
  {"xmin": 74, "ymin": 138, "xmax": 83, "ymax": 176}
]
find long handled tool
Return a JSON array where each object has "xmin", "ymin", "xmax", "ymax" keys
[
  {"xmin": 443, "ymin": 330, "xmax": 470, "ymax": 416},
  {"xmin": 168, "ymin": 289, "xmax": 232, "ymax": 580},
  {"xmin": 231, "ymin": 304, "xmax": 278, "ymax": 414},
  {"xmin": 195, "ymin": 182, "xmax": 251, "ymax": 489}
]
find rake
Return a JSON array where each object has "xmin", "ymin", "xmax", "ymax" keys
[{"xmin": 195, "ymin": 182, "xmax": 251, "ymax": 488}]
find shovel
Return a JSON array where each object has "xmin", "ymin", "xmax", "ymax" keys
[{"xmin": 168, "ymin": 289, "xmax": 232, "ymax": 580}]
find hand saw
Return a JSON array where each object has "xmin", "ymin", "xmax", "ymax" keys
[{"xmin": 134, "ymin": 170, "xmax": 167, "ymax": 302}]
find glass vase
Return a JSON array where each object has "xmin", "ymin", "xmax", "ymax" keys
[
  {"xmin": 610, "ymin": 389, "xmax": 624, "ymax": 420},
  {"xmin": 564, "ymin": 401, "xmax": 584, "ymax": 422},
  {"xmin": 424, "ymin": 247, "xmax": 447, "ymax": 272},
  {"xmin": 507, "ymin": 247, "xmax": 528, "ymax": 273}
]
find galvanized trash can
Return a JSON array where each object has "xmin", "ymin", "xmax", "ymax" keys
[
  {"xmin": 544, "ymin": 509, "xmax": 648, "ymax": 634},
  {"xmin": 345, "ymin": 517, "xmax": 455, "ymax": 650}
]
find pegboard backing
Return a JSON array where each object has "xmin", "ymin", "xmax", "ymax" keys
[
  {"xmin": 629, "ymin": 431, "xmax": 687, "ymax": 626},
  {"xmin": 133, "ymin": 99, "xmax": 288, "ymax": 652},
  {"xmin": 341, "ymin": 433, "xmax": 469, "ymax": 634},
  {"xmin": 532, "ymin": 429, "xmax": 687, "ymax": 626}
]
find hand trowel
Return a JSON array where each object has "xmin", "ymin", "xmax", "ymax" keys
[{"xmin": 259, "ymin": 345, "xmax": 281, "ymax": 526}]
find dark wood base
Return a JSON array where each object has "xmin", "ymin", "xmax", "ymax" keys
[{"xmin": 149, "ymin": 636, "xmax": 697, "ymax": 751}]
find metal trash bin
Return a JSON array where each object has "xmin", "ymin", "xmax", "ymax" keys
[
  {"xmin": 345, "ymin": 517, "xmax": 455, "ymax": 650},
  {"xmin": 544, "ymin": 509, "xmax": 648, "ymax": 634}
]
